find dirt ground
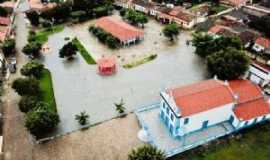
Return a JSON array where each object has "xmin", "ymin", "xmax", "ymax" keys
[{"xmin": 33, "ymin": 114, "xmax": 143, "ymax": 160}]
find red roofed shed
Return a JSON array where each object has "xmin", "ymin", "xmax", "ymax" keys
[
  {"xmin": 95, "ymin": 16, "xmax": 144, "ymax": 46},
  {"xmin": 97, "ymin": 57, "xmax": 116, "ymax": 76}
]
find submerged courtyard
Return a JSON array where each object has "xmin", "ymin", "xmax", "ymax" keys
[{"xmin": 40, "ymin": 17, "xmax": 208, "ymax": 136}]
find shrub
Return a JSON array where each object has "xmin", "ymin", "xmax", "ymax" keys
[
  {"xmin": 21, "ymin": 60, "xmax": 44, "ymax": 78},
  {"xmin": 59, "ymin": 41, "xmax": 78, "ymax": 59},
  {"xmin": 22, "ymin": 42, "xmax": 42, "ymax": 58},
  {"xmin": 75, "ymin": 111, "xmax": 89, "ymax": 125},
  {"xmin": 128, "ymin": 145, "xmax": 166, "ymax": 160},
  {"xmin": 25, "ymin": 102, "xmax": 59, "ymax": 136},
  {"xmin": 26, "ymin": 11, "xmax": 40, "ymax": 26},
  {"xmin": 162, "ymin": 23, "xmax": 180, "ymax": 41},
  {"xmin": 1, "ymin": 38, "xmax": 16, "ymax": 57},
  {"xmin": 19, "ymin": 96, "xmax": 39, "ymax": 113},
  {"xmin": 12, "ymin": 77, "xmax": 40, "ymax": 96}
]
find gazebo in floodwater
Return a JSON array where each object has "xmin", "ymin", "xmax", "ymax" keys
[{"xmin": 97, "ymin": 57, "xmax": 116, "ymax": 76}]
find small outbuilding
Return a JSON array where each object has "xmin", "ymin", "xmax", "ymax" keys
[{"xmin": 97, "ymin": 57, "xmax": 116, "ymax": 76}]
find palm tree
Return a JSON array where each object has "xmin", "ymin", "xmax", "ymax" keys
[
  {"xmin": 128, "ymin": 145, "xmax": 166, "ymax": 160},
  {"xmin": 75, "ymin": 111, "xmax": 89, "ymax": 125},
  {"xmin": 114, "ymin": 99, "xmax": 126, "ymax": 116}
]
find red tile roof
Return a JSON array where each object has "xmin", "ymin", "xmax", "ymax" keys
[
  {"xmin": 169, "ymin": 80, "xmax": 234, "ymax": 117},
  {"xmin": 167, "ymin": 79, "xmax": 270, "ymax": 121},
  {"xmin": 234, "ymin": 98, "xmax": 270, "ymax": 121},
  {"xmin": 222, "ymin": 0, "xmax": 247, "ymax": 6},
  {"xmin": 252, "ymin": 61, "xmax": 270, "ymax": 73},
  {"xmin": 208, "ymin": 25, "xmax": 224, "ymax": 34},
  {"xmin": 0, "ymin": 17, "xmax": 10, "ymax": 26},
  {"xmin": 95, "ymin": 16, "xmax": 144, "ymax": 42},
  {"xmin": 255, "ymin": 37, "xmax": 270, "ymax": 49},
  {"xmin": 229, "ymin": 80, "xmax": 262, "ymax": 103}
]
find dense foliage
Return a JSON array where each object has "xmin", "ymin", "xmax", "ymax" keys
[
  {"xmin": 128, "ymin": 145, "xmax": 166, "ymax": 160},
  {"xmin": 12, "ymin": 77, "xmax": 40, "ymax": 96},
  {"xmin": 59, "ymin": 41, "xmax": 78, "ymax": 59},
  {"xmin": 192, "ymin": 33, "xmax": 242, "ymax": 57},
  {"xmin": 162, "ymin": 23, "xmax": 180, "ymax": 41},
  {"xmin": 21, "ymin": 60, "xmax": 44, "ymax": 78},
  {"xmin": 1, "ymin": 38, "xmax": 16, "ymax": 57},
  {"xmin": 122, "ymin": 9, "xmax": 148, "ymax": 27},
  {"xmin": 248, "ymin": 15, "xmax": 270, "ymax": 38},
  {"xmin": 206, "ymin": 48, "xmax": 250, "ymax": 80},
  {"xmin": 0, "ymin": 6, "xmax": 8, "ymax": 17},
  {"xmin": 26, "ymin": 11, "xmax": 40, "ymax": 26},
  {"xmin": 89, "ymin": 26, "xmax": 119, "ymax": 49},
  {"xmin": 19, "ymin": 96, "xmax": 39, "ymax": 113},
  {"xmin": 25, "ymin": 102, "xmax": 59, "ymax": 136},
  {"xmin": 22, "ymin": 42, "xmax": 42, "ymax": 58}
]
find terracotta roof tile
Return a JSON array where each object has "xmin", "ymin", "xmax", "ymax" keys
[
  {"xmin": 95, "ymin": 16, "xmax": 144, "ymax": 42},
  {"xmin": 0, "ymin": 17, "xmax": 10, "ymax": 26},
  {"xmin": 255, "ymin": 37, "xmax": 270, "ymax": 49},
  {"xmin": 234, "ymin": 98, "xmax": 270, "ymax": 121},
  {"xmin": 169, "ymin": 80, "xmax": 234, "ymax": 117}
]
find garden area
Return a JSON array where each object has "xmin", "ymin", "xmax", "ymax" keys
[
  {"xmin": 170, "ymin": 123, "xmax": 270, "ymax": 160},
  {"xmin": 72, "ymin": 38, "xmax": 96, "ymax": 64}
]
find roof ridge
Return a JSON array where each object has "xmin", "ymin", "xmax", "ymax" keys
[
  {"xmin": 172, "ymin": 80, "xmax": 229, "ymax": 99},
  {"xmin": 236, "ymin": 95, "xmax": 264, "ymax": 105}
]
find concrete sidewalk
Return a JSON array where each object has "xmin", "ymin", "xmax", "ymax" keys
[{"xmin": 135, "ymin": 104, "xmax": 235, "ymax": 157}]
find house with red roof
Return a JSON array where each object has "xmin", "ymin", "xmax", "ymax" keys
[
  {"xmin": 159, "ymin": 79, "xmax": 270, "ymax": 137},
  {"xmin": 156, "ymin": 6, "xmax": 196, "ymax": 29},
  {"xmin": 221, "ymin": 0, "xmax": 251, "ymax": 7},
  {"xmin": 95, "ymin": 16, "xmax": 144, "ymax": 46},
  {"xmin": 253, "ymin": 37, "xmax": 270, "ymax": 54}
]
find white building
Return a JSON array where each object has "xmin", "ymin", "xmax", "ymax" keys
[
  {"xmin": 247, "ymin": 62, "xmax": 270, "ymax": 87},
  {"xmin": 253, "ymin": 37, "xmax": 270, "ymax": 54},
  {"xmin": 160, "ymin": 79, "xmax": 270, "ymax": 138}
]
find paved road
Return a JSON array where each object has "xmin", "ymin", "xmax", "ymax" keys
[{"xmin": 2, "ymin": 11, "xmax": 34, "ymax": 160}]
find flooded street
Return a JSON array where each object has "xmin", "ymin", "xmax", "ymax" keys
[{"xmin": 42, "ymin": 18, "xmax": 208, "ymax": 136}]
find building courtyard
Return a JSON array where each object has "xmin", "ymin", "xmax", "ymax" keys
[{"xmin": 41, "ymin": 16, "xmax": 208, "ymax": 137}]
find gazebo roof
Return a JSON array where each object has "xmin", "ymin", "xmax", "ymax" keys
[{"xmin": 97, "ymin": 57, "xmax": 116, "ymax": 68}]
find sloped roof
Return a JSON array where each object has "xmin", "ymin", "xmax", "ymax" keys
[
  {"xmin": 169, "ymin": 80, "xmax": 234, "ymax": 117},
  {"xmin": 95, "ymin": 16, "xmax": 144, "ymax": 42},
  {"xmin": 230, "ymin": 80, "xmax": 270, "ymax": 121},
  {"xmin": 0, "ymin": 17, "xmax": 10, "ymax": 26},
  {"xmin": 255, "ymin": 37, "xmax": 270, "ymax": 49}
]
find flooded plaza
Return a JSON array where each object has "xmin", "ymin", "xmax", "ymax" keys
[{"xmin": 42, "ymin": 17, "xmax": 208, "ymax": 136}]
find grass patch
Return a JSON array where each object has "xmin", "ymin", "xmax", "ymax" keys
[
  {"xmin": 210, "ymin": 4, "xmax": 229, "ymax": 13},
  {"xmin": 123, "ymin": 54, "xmax": 157, "ymax": 69},
  {"xmin": 28, "ymin": 25, "xmax": 64, "ymax": 45},
  {"xmin": 39, "ymin": 69, "xmax": 57, "ymax": 113},
  {"xmin": 170, "ymin": 123, "xmax": 270, "ymax": 160},
  {"xmin": 72, "ymin": 38, "xmax": 96, "ymax": 64}
]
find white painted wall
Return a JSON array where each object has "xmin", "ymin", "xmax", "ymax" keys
[
  {"xmin": 253, "ymin": 43, "xmax": 265, "ymax": 52},
  {"xmin": 177, "ymin": 103, "xmax": 235, "ymax": 136},
  {"xmin": 247, "ymin": 64, "xmax": 270, "ymax": 87}
]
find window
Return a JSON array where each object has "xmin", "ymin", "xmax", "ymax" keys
[
  {"xmin": 244, "ymin": 121, "xmax": 249, "ymax": 126},
  {"xmin": 184, "ymin": 118, "xmax": 189, "ymax": 125},
  {"xmin": 163, "ymin": 102, "xmax": 165, "ymax": 109},
  {"xmin": 170, "ymin": 114, "xmax": 174, "ymax": 121},
  {"xmin": 262, "ymin": 116, "xmax": 266, "ymax": 120},
  {"xmin": 166, "ymin": 107, "xmax": 169, "ymax": 114}
]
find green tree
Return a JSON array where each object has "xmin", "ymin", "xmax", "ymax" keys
[
  {"xmin": 59, "ymin": 41, "xmax": 78, "ymax": 59},
  {"xmin": 114, "ymin": 99, "xmax": 126, "ymax": 115},
  {"xmin": 22, "ymin": 42, "xmax": 42, "ymax": 58},
  {"xmin": 124, "ymin": 9, "xmax": 148, "ymax": 27},
  {"xmin": 25, "ymin": 102, "xmax": 59, "ymax": 136},
  {"xmin": 20, "ymin": 60, "xmax": 44, "ymax": 78},
  {"xmin": 136, "ymin": 14, "xmax": 148, "ymax": 28},
  {"xmin": 1, "ymin": 38, "xmax": 16, "ymax": 57},
  {"xmin": 0, "ymin": 6, "xmax": 8, "ymax": 17},
  {"xmin": 26, "ymin": 11, "xmax": 40, "ymax": 26},
  {"xmin": 19, "ymin": 96, "xmax": 39, "ymax": 113},
  {"xmin": 206, "ymin": 47, "xmax": 250, "ymax": 80},
  {"xmin": 128, "ymin": 145, "xmax": 166, "ymax": 160},
  {"xmin": 192, "ymin": 33, "xmax": 242, "ymax": 57},
  {"xmin": 12, "ymin": 77, "xmax": 40, "ymax": 96},
  {"xmin": 162, "ymin": 23, "xmax": 180, "ymax": 41},
  {"xmin": 75, "ymin": 111, "xmax": 89, "ymax": 125}
]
